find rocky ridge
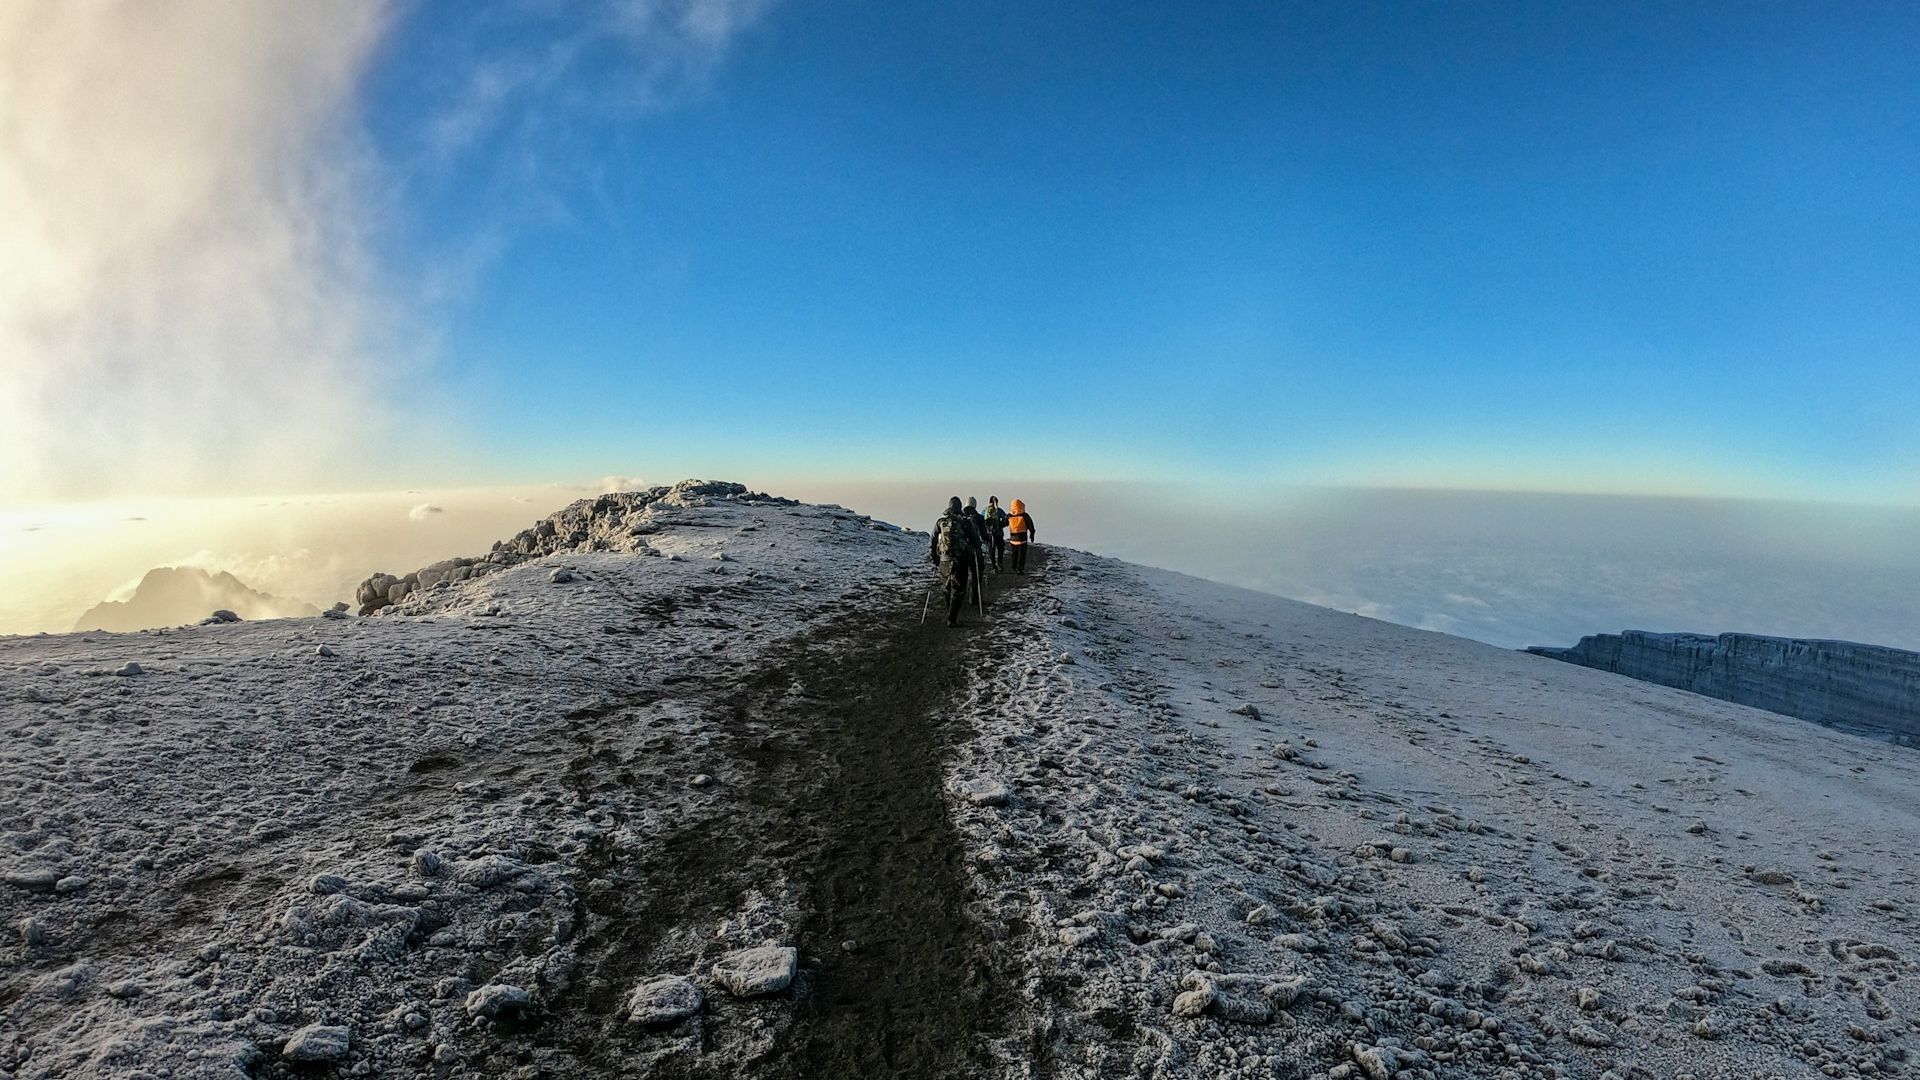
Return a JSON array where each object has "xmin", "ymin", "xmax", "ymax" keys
[{"xmin": 353, "ymin": 480, "xmax": 796, "ymax": 615}]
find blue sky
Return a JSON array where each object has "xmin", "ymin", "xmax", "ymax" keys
[
  {"xmin": 8, "ymin": 2, "xmax": 1913, "ymax": 504},
  {"xmin": 343, "ymin": 1, "xmax": 1920, "ymax": 500}
]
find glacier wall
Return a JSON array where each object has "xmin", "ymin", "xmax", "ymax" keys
[{"xmin": 1527, "ymin": 631, "xmax": 1920, "ymax": 742}]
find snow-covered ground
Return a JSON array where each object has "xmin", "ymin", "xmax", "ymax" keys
[
  {"xmin": 960, "ymin": 551, "xmax": 1919, "ymax": 1079},
  {"xmin": 3, "ymin": 483, "xmax": 1915, "ymax": 1079}
]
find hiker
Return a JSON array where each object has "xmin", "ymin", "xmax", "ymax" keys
[
  {"xmin": 928, "ymin": 496, "xmax": 984, "ymax": 626},
  {"xmin": 983, "ymin": 496, "xmax": 1009, "ymax": 570},
  {"xmin": 963, "ymin": 497, "xmax": 992, "ymax": 576},
  {"xmin": 1007, "ymin": 498, "xmax": 1037, "ymax": 573}
]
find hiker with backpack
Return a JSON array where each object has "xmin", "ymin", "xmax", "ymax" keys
[
  {"xmin": 982, "ymin": 496, "xmax": 1009, "ymax": 570},
  {"xmin": 929, "ymin": 496, "xmax": 986, "ymax": 626},
  {"xmin": 964, "ymin": 497, "xmax": 993, "ymax": 578},
  {"xmin": 1007, "ymin": 498, "xmax": 1037, "ymax": 574}
]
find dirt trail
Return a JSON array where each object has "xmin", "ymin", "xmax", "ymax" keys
[{"xmin": 531, "ymin": 551, "xmax": 1048, "ymax": 1076}]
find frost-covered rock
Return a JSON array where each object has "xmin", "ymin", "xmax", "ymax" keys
[
  {"xmin": 3, "ymin": 867, "xmax": 59, "ymax": 892},
  {"xmin": 627, "ymin": 975, "xmax": 704, "ymax": 1024},
  {"xmin": 453, "ymin": 854, "xmax": 532, "ymax": 888},
  {"xmin": 282, "ymin": 1024, "xmax": 351, "ymax": 1062},
  {"xmin": 953, "ymin": 778, "xmax": 1009, "ymax": 806},
  {"xmin": 712, "ymin": 946, "xmax": 797, "ymax": 997},
  {"xmin": 465, "ymin": 983, "xmax": 532, "ymax": 1019}
]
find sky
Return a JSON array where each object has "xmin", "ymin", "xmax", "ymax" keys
[
  {"xmin": 3, "ymin": 2, "xmax": 1919, "ymax": 646},
  {"xmin": 3, "ymin": 0, "xmax": 1918, "ymax": 506}
]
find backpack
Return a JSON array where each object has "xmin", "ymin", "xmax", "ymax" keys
[{"xmin": 936, "ymin": 514, "xmax": 975, "ymax": 561}]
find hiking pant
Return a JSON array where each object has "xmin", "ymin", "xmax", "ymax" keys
[
  {"xmin": 991, "ymin": 534, "xmax": 1006, "ymax": 568},
  {"xmin": 1011, "ymin": 543, "xmax": 1028, "ymax": 573},
  {"xmin": 945, "ymin": 557, "xmax": 974, "ymax": 624}
]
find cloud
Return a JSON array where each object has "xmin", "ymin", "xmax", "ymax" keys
[
  {"xmin": 0, "ymin": 0, "xmax": 773, "ymax": 504},
  {"xmin": 599, "ymin": 474, "xmax": 646, "ymax": 493},
  {"xmin": 421, "ymin": 0, "xmax": 774, "ymax": 167},
  {"xmin": 0, "ymin": 2, "xmax": 407, "ymax": 502},
  {"xmin": 408, "ymin": 503, "xmax": 444, "ymax": 520}
]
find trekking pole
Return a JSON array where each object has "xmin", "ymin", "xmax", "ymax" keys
[{"xmin": 920, "ymin": 583, "xmax": 934, "ymax": 625}]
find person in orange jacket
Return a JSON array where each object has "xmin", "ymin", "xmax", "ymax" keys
[{"xmin": 1006, "ymin": 498, "xmax": 1037, "ymax": 574}]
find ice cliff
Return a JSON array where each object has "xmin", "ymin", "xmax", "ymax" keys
[{"xmin": 1528, "ymin": 630, "xmax": 1920, "ymax": 742}]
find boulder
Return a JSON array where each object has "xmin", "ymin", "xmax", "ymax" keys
[
  {"xmin": 627, "ymin": 975, "xmax": 704, "ymax": 1024},
  {"xmin": 282, "ymin": 1024, "xmax": 350, "ymax": 1062},
  {"xmin": 711, "ymin": 946, "xmax": 797, "ymax": 997},
  {"xmin": 465, "ymin": 983, "xmax": 532, "ymax": 1019}
]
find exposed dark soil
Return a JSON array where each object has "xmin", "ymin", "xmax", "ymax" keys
[{"xmin": 528, "ymin": 550, "xmax": 1049, "ymax": 1077}]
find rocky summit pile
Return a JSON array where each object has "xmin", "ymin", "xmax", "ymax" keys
[{"xmin": 354, "ymin": 480, "xmax": 794, "ymax": 615}]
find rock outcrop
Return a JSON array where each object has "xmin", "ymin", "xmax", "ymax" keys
[
  {"xmin": 352, "ymin": 480, "xmax": 793, "ymax": 615},
  {"xmin": 73, "ymin": 567, "xmax": 320, "ymax": 633},
  {"xmin": 1527, "ymin": 630, "xmax": 1920, "ymax": 741}
]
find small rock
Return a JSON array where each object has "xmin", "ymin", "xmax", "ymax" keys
[
  {"xmin": 465, "ymin": 983, "xmax": 533, "ymax": 1019},
  {"xmin": 1059, "ymin": 925, "xmax": 1100, "ymax": 948},
  {"xmin": 114, "ymin": 662, "xmax": 143, "ymax": 677},
  {"xmin": 411, "ymin": 850, "xmax": 445, "ymax": 877},
  {"xmin": 1568, "ymin": 1023, "xmax": 1612, "ymax": 1047},
  {"xmin": 1057, "ymin": 652, "xmax": 1075, "ymax": 665},
  {"xmin": 316, "ymin": 644, "xmax": 337, "ymax": 658},
  {"xmin": 1231, "ymin": 703, "xmax": 1262, "ymax": 720},
  {"xmin": 1211, "ymin": 991, "xmax": 1274, "ymax": 1025},
  {"xmin": 549, "ymin": 568, "xmax": 576, "ymax": 584},
  {"xmin": 1172, "ymin": 984, "xmax": 1214, "ymax": 1018},
  {"xmin": 20, "ymin": 917, "xmax": 47, "ymax": 946},
  {"xmin": 53, "ymin": 875, "xmax": 88, "ymax": 894},
  {"xmin": 627, "ymin": 975, "xmax": 704, "ymax": 1024},
  {"xmin": 954, "ymin": 778, "xmax": 1009, "ymax": 806},
  {"xmin": 310, "ymin": 873, "xmax": 349, "ymax": 895},
  {"xmin": 712, "ymin": 946, "xmax": 797, "ymax": 997},
  {"xmin": 105, "ymin": 979, "xmax": 144, "ymax": 999},
  {"xmin": 283, "ymin": 1024, "xmax": 351, "ymax": 1062},
  {"xmin": 3, "ymin": 867, "xmax": 59, "ymax": 893},
  {"xmin": 1576, "ymin": 986, "xmax": 1602, "ymax": 1011},
  {"xmin": 1389, "ymin": 847, "xmax": 1413, "ymax": 863},
  {"xmin": 690, "ymin": 774, "xmax": 714, "ymax": 788},
  {"xmin": 207, "ymin": 609, "xmax": 241, "ymax": 624}
]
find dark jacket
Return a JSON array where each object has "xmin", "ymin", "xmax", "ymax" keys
[
  {"xmin": 963, "ymin": 507, "xmax": 990, "ymax": 545},
  {"xmin": 929, "ymin": 511, "xmax": 984, "ymax": 564}
]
